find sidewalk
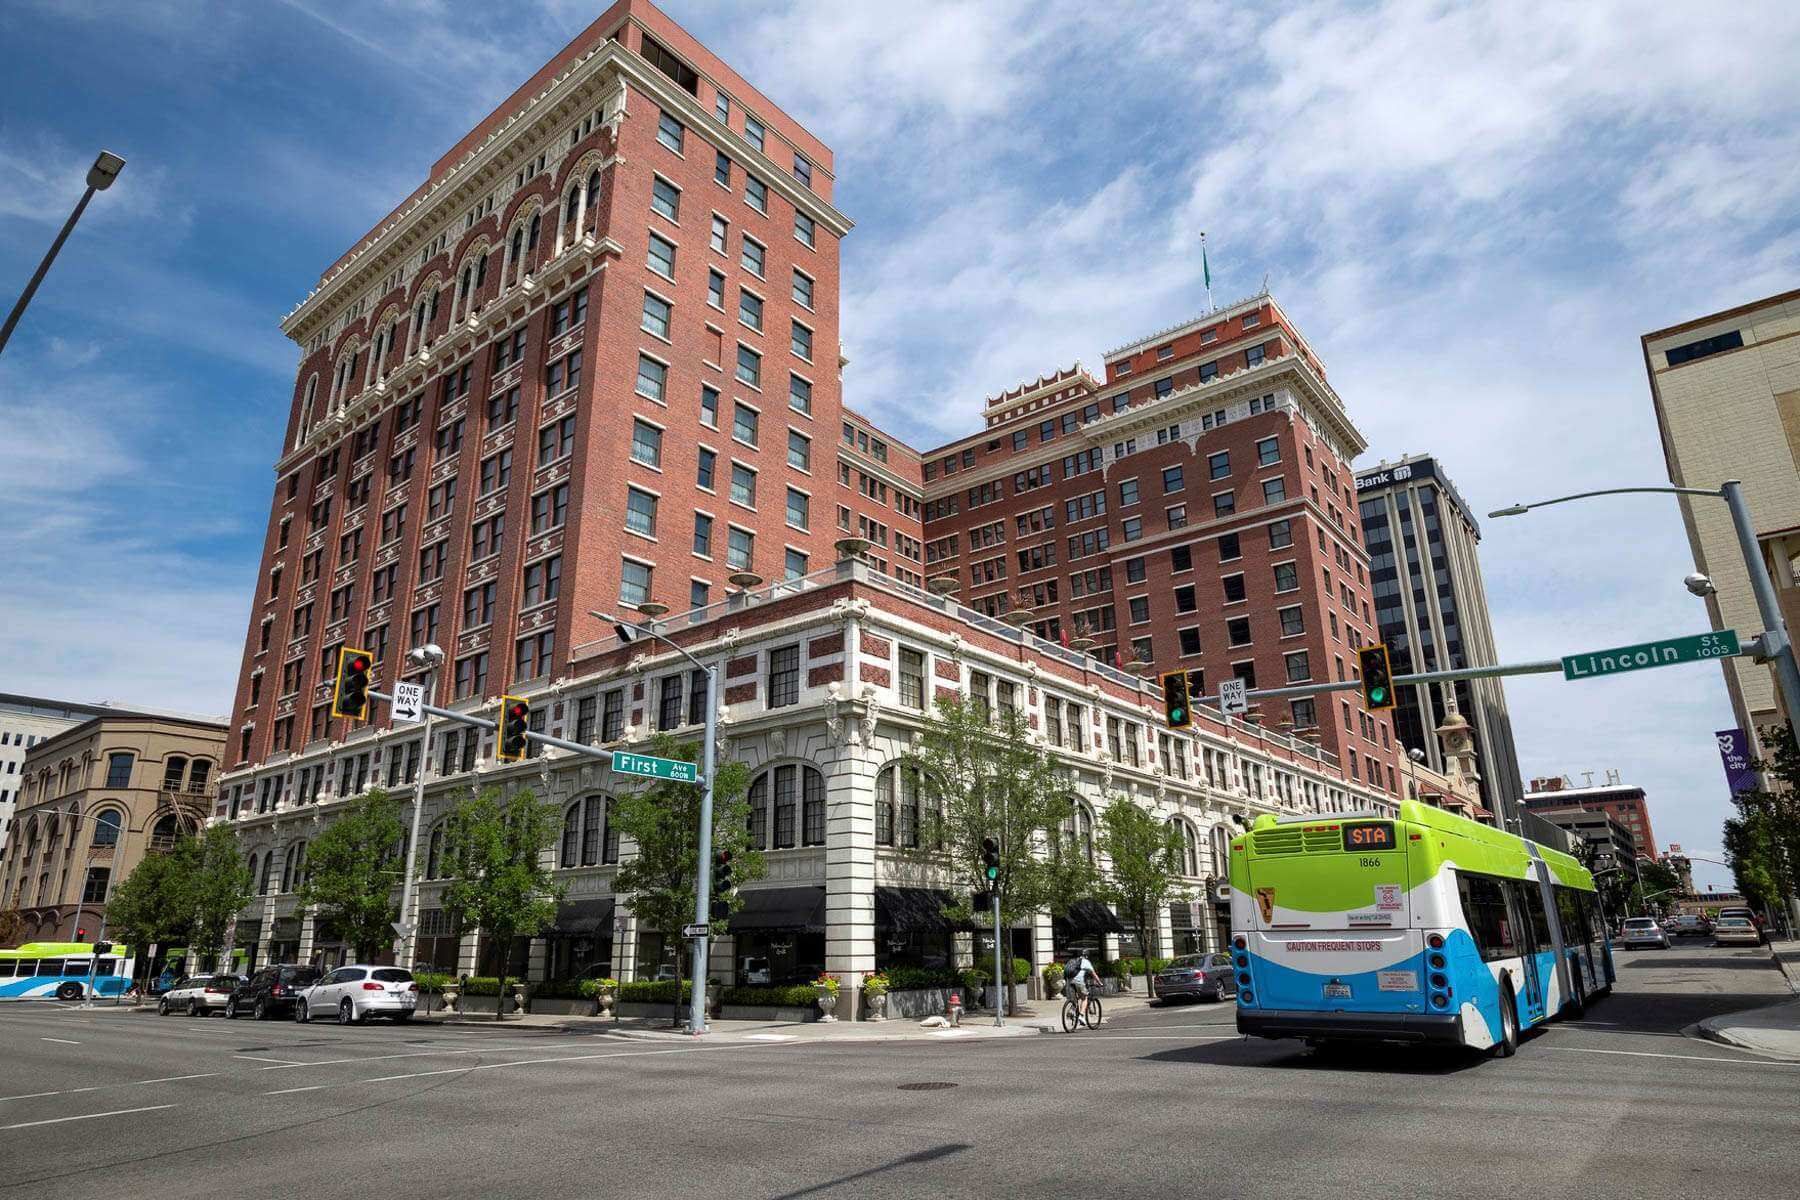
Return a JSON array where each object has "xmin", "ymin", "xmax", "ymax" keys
[{"xmin": 1692, "ymin": 940, "xmax": 1800, "ymax": 1061}]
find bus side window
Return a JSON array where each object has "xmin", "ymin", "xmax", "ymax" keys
[
  {"xmin": 96, "ymin": 958, "xmax": 117, "ymax": 976},
  {"xmin": 1521, "ymin": 885, "xmax": 1553, "ymax": 948},
  {"xmin": 1555, "ymin": 888, "xmax": 1586, "ymax": 944},
  {"xmin": 13, "ymin": 960, "xmax": 39, "ymax": 978},
  {"xmin": 1457, "ymin": 873, "xmax": 1517, "ymax": 962},
  {"xmin": 37, "ymin": 958, "xmax": 65, "ymax": 977}
]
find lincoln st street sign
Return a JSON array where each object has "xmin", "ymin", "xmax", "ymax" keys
[
  {"xmin": 611, "ymin": 749, "xmax": 701, "ymax": 783},
  {"xmin": 1561, "ymin": 629, "xmax": 1740, "ymax": 681}
]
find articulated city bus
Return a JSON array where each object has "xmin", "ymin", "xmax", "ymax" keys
[
  {"xmin": 1230, "ymin": 801, "xmax": 1610, "ymax": 1055},
  {"xmin": 0, "ymin": 942, "xmax": 137, "ymax": 1001}
]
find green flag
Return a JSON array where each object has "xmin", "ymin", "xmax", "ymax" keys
[{"xmin": 1202, "ymin": 243, "xmax": 1211, "ymax": 289}]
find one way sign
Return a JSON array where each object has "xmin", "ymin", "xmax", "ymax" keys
[{"xmin": 391, "ymin": 681, "xmax": 425, "ymax": 725}]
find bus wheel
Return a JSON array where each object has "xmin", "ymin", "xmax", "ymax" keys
[
  {"xmin": 1491, "ymin": 986, "xmax": 1519, "ymax": 1058},
  {"xmin": 55, "ymin": 981, "xmax": 83, "ymax": 1001}
]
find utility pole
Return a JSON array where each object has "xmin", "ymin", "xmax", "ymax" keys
[
  {"xmin": 0, "ymin": 151, "xmax": 125, "ymax": 359},
  {"xmin": 392, "ymin": 644, "xmax": 443, "ymax": 965}
]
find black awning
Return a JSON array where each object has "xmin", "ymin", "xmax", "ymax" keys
[
  {"xmin": 728, "ymin": 886, "xmax": 826, "ymax": 933},
  {"xmin": 551, "ymin": 897, "xmax": 614, "ymax": 936},
  {"xmin": 1056, "ymin": 899, "xmax": 1127, "ymax": 935},
  {"xmin": 875, "ymin": 887, "xmax": 976, "ymax": 933}
]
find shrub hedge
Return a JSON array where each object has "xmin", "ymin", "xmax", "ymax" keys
[
  {"xmin": 617, "ymin": 979, "xmax": 693, "ymax": 1004},
  {"xmin": 719, "ymin": 984, "xmax": 823, "ymax": 1007}
]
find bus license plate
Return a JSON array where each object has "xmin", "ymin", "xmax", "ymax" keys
[{"xmin": 1323, "ymin": 982, "xmax": 1352, "ymax": 1000}]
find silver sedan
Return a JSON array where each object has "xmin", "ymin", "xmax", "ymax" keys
[{"xmin": 1153, "ymin": 953, "xmax": 1237, "ymax": 1004}]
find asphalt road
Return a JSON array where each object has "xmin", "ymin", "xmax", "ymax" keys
[{"xmin": 0, "ymin": 940, "xmax": 1794, "ymax": 1199}]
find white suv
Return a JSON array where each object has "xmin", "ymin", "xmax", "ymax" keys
[{"xmin": 296, "ymin": 965, "xmax": 419, "ymax": 1024}]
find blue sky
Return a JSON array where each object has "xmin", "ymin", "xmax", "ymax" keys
[{"xmin": 3, "ymin": 1, "xmax": 1798, "ymax": 886}]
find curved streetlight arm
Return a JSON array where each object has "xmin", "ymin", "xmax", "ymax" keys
[
  {"xmin": 1489, "ymin": 484, "xmax": 1722, "ymax": 519},
  {"xmin": 589, "ymin": 610, "xmax": 708, "ymax": 674}
]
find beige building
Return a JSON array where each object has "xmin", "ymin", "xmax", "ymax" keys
[
  {"xmin": 1644, "ymin": 288, "xmax": 1800, "ymax": 748},
  {"xmin": 0, "ymin": 708, "xmax": 226, "ymax": 945}
]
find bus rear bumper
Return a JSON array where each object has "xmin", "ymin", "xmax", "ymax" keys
[{"xmin": 1237, "ymin": 1008, "xmax": 1463, "ymax": 1045}]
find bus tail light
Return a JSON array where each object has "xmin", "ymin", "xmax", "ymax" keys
[
  {"xmin": 1430, "ymin": 992, "xmax": 1449, "ymax": 1009},
  {"xmin": 1233, "ymin": 935, "xmax": 1247, "ymax": 950},
  {"xmin": 1426, "ymin": 933, "xmax": 1445, "ymax": 949},
  {"xmin": 1428, "ymin": 953, "xmax": 1447, "ymax": 970}
]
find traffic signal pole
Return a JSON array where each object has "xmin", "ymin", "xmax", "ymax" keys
[{"xmin": 687, "ymin": 663, "xmax": 719, "ymax": 1035}]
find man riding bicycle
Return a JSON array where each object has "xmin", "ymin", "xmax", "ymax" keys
[{"xmin": 1064, "ymin": 951, "xmax": 1098, "ymax": 1025}]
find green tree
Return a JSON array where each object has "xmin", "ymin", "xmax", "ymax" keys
[
  {"xmin": 0, "ymin": 908, "xmax": 23, "ymax": 949},
  {"xmin": 298, "ymin": 788, "xmax": 406, "ymax": 960},
  {"xmin": 1725, "ymin": 725, "xmax": 1800, "ymax": 927},
  {"xmin": 189, "ymin": 824, "xmax": 255, "ymax": 967},
  {"xmin": 1096, "ymin": 798, "xmax": 1190, "ymax": 998},
  {"xmin": 1636, "ymin": 858, "xmax": 1683, "ymax": 911},
  {"xmin": 105, "ymin": 843, "xmax": 198, "ymax": 977},
  {"xmin": 900, "ymin": 695, "xmax": 1093, "ymax": 1013},
  {"xmin": 609, "ymin": 733, "xmax": 756, "ymax": 1021},
  {"xmin": 438, "ymin": 785, "xmax": 564, "ymax": 1021}
]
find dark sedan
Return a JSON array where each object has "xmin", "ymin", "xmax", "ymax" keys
[{"xmin": 1153, "ymin": 953, "xmax": 1237, "ymax": 1004}]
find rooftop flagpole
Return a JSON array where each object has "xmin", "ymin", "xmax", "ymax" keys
[{"xmin": 1201, "ymin": 231, "xmax": 1214, "ymax": 312}]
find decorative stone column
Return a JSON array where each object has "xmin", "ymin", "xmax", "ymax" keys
[
  {"xmin": 297, "ymin": 911, "xmax": 316, "ymax": 966},
  {"xmin": 612, "ymin": 910, "xmax": 638, "ymax": 981},
  {"xmin": 528, "ymin": 937, "xmax": 548, "ymax": 982}
]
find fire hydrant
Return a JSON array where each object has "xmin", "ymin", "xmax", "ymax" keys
[{"xmin": 946, "ymin": 990, "xmax": 963, "ymax": 1026}]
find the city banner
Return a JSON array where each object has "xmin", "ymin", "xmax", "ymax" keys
[{"xmin": 1715, "ymin": 728, "xmax": 1757, "ymax": 796}]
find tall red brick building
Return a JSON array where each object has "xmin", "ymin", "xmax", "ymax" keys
[
  {"xmin": 915, "ymin": 296, "xmax": 1400, "ymax": 795},
  {"xmin": 228, "ymin": 1, "xmax": 857, "ymax": 768}
]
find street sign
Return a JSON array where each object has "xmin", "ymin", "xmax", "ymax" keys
[
  {"xmin": 1561, "ymin": 629, "xmax": 1739, "ymax": 681},
  {"xmin": 681, "ymin": 923, "xmax": 710, "ymax": 938},
  {"xmin": 611, "ymin": 749, "xmax": 700, "ymax": 783},
  {"xmin": 1219, "ymin": 678, "xmax": 1248, "ymax": 715},
  {"xmin": 390, "ymin": 681, "xmax": 425, "ymax": 724},
  {"xmin": 391, "ymin": 920, "xmax": 416, "ymax": 939}
]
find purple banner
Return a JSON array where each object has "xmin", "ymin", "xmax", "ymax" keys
[{"xmin": 1716, "ymin": 728, "xmax": 1757, "ymax": 796}]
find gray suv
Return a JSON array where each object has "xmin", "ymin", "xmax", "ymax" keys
[{"xmin": 1153, "ymin": 953, "xmax": 1237, "ymax": 1004}]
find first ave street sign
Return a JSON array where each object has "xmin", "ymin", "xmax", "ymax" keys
[
  {"xmin": 611, "ymin": 750, "xmax": 701, "ymax": 783},
  {"xmin": 1562, "ymin": 629, "xmax": 1740, "ymax": 681}
]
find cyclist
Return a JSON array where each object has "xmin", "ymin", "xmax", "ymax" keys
[{"xmin": 1064, "ymin": 950, "xmax": 1098, "ymax": 1026}]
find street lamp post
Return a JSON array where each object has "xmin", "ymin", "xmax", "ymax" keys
[
  {"xmin": 0, "ymin": 151, "xmax": 126, "ymax": 359},
  {"xmin": 393, "ymin": 643, "xmax": 444, "ymax": 966},
  {"xmin": 1491, "ymin": 480, "xmax": 1800, "ymax": 749},
  {"xmin": 591, "ymin": 610, "xmax": 718, "ymax": 1035}
]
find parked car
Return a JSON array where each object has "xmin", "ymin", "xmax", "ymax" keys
[
  {"xmin": 156, "ymin": 974, "xmax": 238, "ymax": 1016},
  {"xmin": 296, "ymin": 965, "xmax": 419, "ymax": 1024},
  {"xmin": 1716, "ymin": 907, "xmax": 1768, "ymax": 943},
  {"xmin": 1668, "ymin": 914, "xmax": 1711, "ymax": 936},
  {"xmin": 225, "ymin": 963, "xmax": 323, "ymax": 1019},
  {"xmin": 1713, "ymin": 916, "xmax": 1763, "ymax": 947},
  {"xmin": 1619, "ymin": 917, "xmax": 1671, "ymax": 949},
  {"xmin": 1152, "ymin": 953, "xmax": 1237, "ymax": 1004}
]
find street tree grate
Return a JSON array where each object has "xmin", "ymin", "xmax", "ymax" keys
[{"xmin": 897, "ymin": 1082, "xmax": 958, "ymax": 1091}]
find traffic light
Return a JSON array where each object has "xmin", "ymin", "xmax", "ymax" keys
[
  {"xmin": 710, "ymin": 849, "xmax": 735, "ymax": 920},
  {"xmin": 331, "ymin": 646, "xmax": 374, "ymax": 720},
  {"xmin": 497, "ymin": 695, "xmax": 531, "ymax": 761},
  {"xmin": 1161, "ymin": 670, "xmax": 1192, "ymax": 730},
  {"xmin": 93, "ymin": 941, "xmax": 113, "ymax": 956},
  {"xmin": 1358, "ymin": 643, "xmax": 1397, "ymax": 712},
  {"xmin": 980, "ymin": 836, "xmax": 1000, "ymax": 884},
  {"xmin": 75, "ymin": 927, "xmax": 88, "ymax": 941}
]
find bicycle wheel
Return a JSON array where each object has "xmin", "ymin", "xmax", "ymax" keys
[
  {"xmin": 1087, "ymin": 995, "xmax": 1103, "ymax": 1028},
  {"xmin": 1062, "ymin": 998, "xmax": 1079, "ymax": 1033}
]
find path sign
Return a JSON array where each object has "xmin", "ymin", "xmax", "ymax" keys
[
  {"xmin": 390, "ymin": 680, "xmax": 425, "ymax": 724},
  {"xmin": 1561, "ymin": 629, "xmax": 1739, "ymax": 681},
  {"xmin": 682, "ymin": 923, "xmax": 711, "ymax": 938},
  {"xmin": 1219, "ymin": 678, "xmax": 1249, "ymax": 715},
  {"xmin": 611, "ymin": 749, "xmax": 700, "ymax": 783}
]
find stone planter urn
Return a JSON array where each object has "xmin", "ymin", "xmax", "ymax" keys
[
  {"xmin": 815, "ymin": 988, "xmax": 839, "ymax": 1022},
  {"xmin": 706, "ymin": 979, "xmax": 722, "ymax": 1018},
  {"xmin": 510, "ymin": 982, "xmax": 528, "ymax": 1014},
  {"xmin": 864, "ymin": 990, "xmax": 887, "ymax": 1021},
  {"xmin": 441, "ymin": 981, "xmax": 461, "ymax": 1015},
  {"xmin": 596, "ymin": 986, "xmax": 616, "ymax": 1019},
  {"xmin": 1047, "ymin": 977, "xmax": 1065, "ymax": 999}
]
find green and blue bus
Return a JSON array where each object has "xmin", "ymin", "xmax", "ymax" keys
[
  {"xmin": 0, "ymin": 942, "xmax": 137, "ymax": 1001},
  {"xmin": 1230, "ymin": 801, "xmax": 1611, "ymax": 1055}
]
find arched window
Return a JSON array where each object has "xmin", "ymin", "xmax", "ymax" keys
[
  {"xmin": 1209, "ymin": 824, "xmax": 1231, "ymax": 877},
  {"xmin": 90, "ymin": 809, "xmax": 122, "ymax": 848},
  {"xmin": 150, "ymin": 813, "xmax": 180, "ymax": 851},
  {"xmin": 188, "ymin": 759, "xmax": 212, "ymax": 791},
  {"xmin": 258, "ymin": 852, "xmax": 277, "ymax": 895},
  {"xmin": 281, "ymin": 842, "xmax": 306, "ymax": 892},
  {"xmin": 586, "ymin": 168, "xmax": 601, "ymax": 211},
  {"xmin": 527, "ymin": 211, "xmax": 541, "ymax": 254},
  {"xmin": 564, "ymin": 185, "xmax": 580, "ymax": 223},
  {"xmin": 427, "ymin": 824, "xmax": 444, "ymax": 880},
  {"xmin": 105, "ymin": 752, "xmax": 134, "ymax": 789},
  {"xmin": 162, "ymin": 756, "xmax": 189, "ymax": 790},
  {"xmin": 560, "ymin": 802, "xmax": 581, "ymax": 868},
  {"xmin": 874, "ymin": 764, "xmax": 925, "ymax": 849},
  {"xmin": 1167, "ymin": 819, "xmax": 1200, "ymax": 877},
  {"xmin": 1061, "ymin": 801, "xmax": 1095, "ymax": 865},
  {"xmin": 745, "ymin": 765, "xmax": 826, "ymax": 850},
  {"xmin": 245, "ymin": 852, "xmax": 259, "ymax": 890},
  {"xmin": 746, "ymin": 773, "xmax": 768, "ymax": 849}
]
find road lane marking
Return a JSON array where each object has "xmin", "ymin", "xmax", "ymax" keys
[
  {"xmin": 362, "ymin": 1040, "xmax": 789, "ymax": 1084},
  {"xmin": 263, "ymin": 1085, "xmax": 327, "ymax": 1096},
  {"xmin": 235, "ymin": 1055, "xmax": 302, "ymax": 1065},
  {"xmin": 38, "ymin": 1037, "xmax": 80, "ymax": 1045},
  {"xmin": 0, "ymin": 1073, "xmax": 218, "ymax": 1104},
  {"xmin": 0, "ymin": 1104, "xmax": 175, "ymax": 1132},
  {"xmin": 1553, "ymin": 1047, "xmax": 1798, "ymax": 1067}
]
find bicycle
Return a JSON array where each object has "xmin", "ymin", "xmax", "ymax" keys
[{"xmin": 1061, "ymin": 986, "xmax": 1104, "ymax": 1032}]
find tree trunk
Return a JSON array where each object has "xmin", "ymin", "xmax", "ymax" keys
[{"xmin": 494, "ymin": 935, "xmax": 510, "ymax": 1023}]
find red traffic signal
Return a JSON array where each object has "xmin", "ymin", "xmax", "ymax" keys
[
  {"xmin": 331, "ymin": 647, "xmax": 375, "ymax": 720},
  {"xmin": 497, "ymin": 695, "xmax": 531, "ymax": 761}
]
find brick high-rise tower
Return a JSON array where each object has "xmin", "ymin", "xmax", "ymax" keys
[
  {"xmin": 918, "ymin": 294, "xmax": 1401, "ymax": 796},
  {"xmin": 226, "ymin": 1, "xmax": 852, "ymax": 772}
]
